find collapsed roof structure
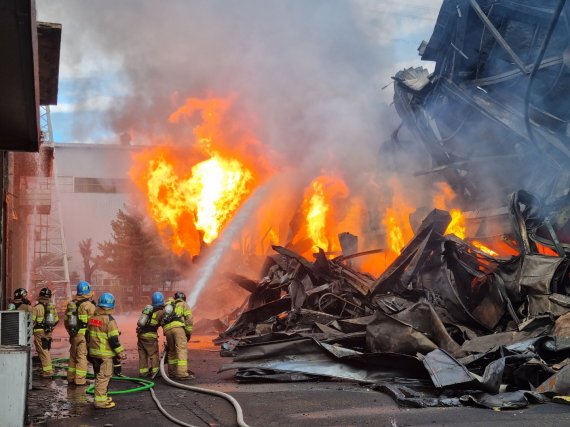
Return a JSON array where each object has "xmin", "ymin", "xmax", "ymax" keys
[
  {"xmin": 394, "ymin": 0, "xmax": 570, "ymax": 206},
  {"xmin": 213, "ymin": 0, "xmax": 570, "ymax": 409}
]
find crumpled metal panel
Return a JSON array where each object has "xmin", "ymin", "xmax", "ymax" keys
[
  {"xmin": 421, "ymin": 349, "xmax": 475, "ymax": 388},
  {"xmin": 460, "ymin": 390, "xmax": 547, "ymax": 409},
  {"xmin": 481, "ymin": 357, "xmax": 506, "ymax": 394},
  {"xmin": 371, "ymin": 209, "xmax": 450, "ymax": 294},
  {"xmin": 461, "ymin": 331, "xmax": 542, "ymax": 354},
  {"xmin": 537, "ymin": 364, "xmax": 570, "ymax": 395},
  {"xmin": 220, "ymin": 297, "xmax": 291, "ymax": 337},
  {"xmin": 234, "ymin": 368, "xmax": 319, "ymax": 383},
  {"xmin": 527, "ymin": 293, "xmax": 570, "ymax": 317},
  {"xmin": 366, "ymin": 301, "xmax": 464, "ymax": 356},
  {"xmin": 372, "ymin": 383, "xmax": 461, "ymax": 408},
  {"xmin": 553, "ymin": 311, "xmax": 570, "ymax": 336},
  {"xmin": 221, "ymin": 337, "xmax": 427, "ymax": 383},
  {"xmin": 366, "ymin": 309, "xmax": 438, "ymax": 355},
  {"xmin": 519, "ymin": 255, "xmax": 568, "ymax": 294}
]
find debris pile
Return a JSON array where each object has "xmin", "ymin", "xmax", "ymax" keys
[
  {"xmin": 213, "ymin": 1, "xmax": 570, "ymax": 408},
  {"xmin": 216, "ymin": 193, "xmax": 570, "ymax": 409}
]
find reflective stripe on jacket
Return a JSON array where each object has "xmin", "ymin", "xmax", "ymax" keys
[
  {"xmin": 64, "ymin": 298, "xmax": 96, "ymax": 335},
  {"xmin": 32, "ymin": 298, "xmax": 59, "ymax": 332},
  {"xmin": 162, "ymin": 300, "xmax": 193, "ymax": 334},
  {"xmin": 87, "ymin": 307, "xmax": 124, "ymax": 358},
  {"xmin": 139, "ymin": 308, "xmax": 164, "ymax": 340}
]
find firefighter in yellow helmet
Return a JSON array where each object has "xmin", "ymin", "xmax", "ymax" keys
[
  {"xmin": 162, "ymin": 291, "xmax": 193, "ymax": 380},
  {"xmin": 87, "ymin": 293, "xmax": 126, "ymax": 409},
  {"xmin": 136, "ymin": 291, "xmax": 165, "ymax": 377},
  {"xmin": 64, "ymin": 281, "xmax": 96, "ymax": 386},
  {"xmin": 32, "ymin": 287, "xmax": 59, "ymax": 379}
]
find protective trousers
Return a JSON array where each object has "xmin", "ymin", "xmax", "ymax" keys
[
  {"xmin": 137, "ymin": 337, "xmax": 159, "ymax": 376},
  {"xmin": 67, "ymin": 334, "xmax": 89, "ymax": 385},
  {"xmin": 165, "ymin": 327, "xmax": 188, "ymax": 378},
  {"xmin": 33, "ymin": 330, "xmax": 53, "ymax": 377},
  {"xmin": 92, "ymin": 357, "xmax": 113, "ymax": 408}
]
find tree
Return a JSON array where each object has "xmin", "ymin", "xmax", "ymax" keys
[
  {"xmin": 97, "ymin": 208, "xmax": 186, "ymax": 291},
  {"xmin": 79, "ymin": 238, "xmax": 98, "ymax": 283}
]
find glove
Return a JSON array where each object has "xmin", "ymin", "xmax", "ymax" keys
[
  {"xmin": 186, "ymin": 333, "xmax": 192, "ymax": 342},
  {"xmin": 119, "ymin": 351, "xmax": 127, "ymax": 361},
  {"xmin": 113, "ymin": 357, "xmax": 123, "ymax": 376}
]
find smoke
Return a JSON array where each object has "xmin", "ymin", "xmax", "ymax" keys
[
  {"xmin": 37, "ymin": 0, "xmax": 438, "ymax": 180},
  {"xmin": 37, "ymin": 1, "xmax": 448, "ymax": 279}
]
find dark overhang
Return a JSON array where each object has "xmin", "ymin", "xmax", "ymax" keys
[
  {"xmin": 0, "ymin": 1, "xmax": 61, "ymax": 152},
  {"xmin": 37, "ymin": 22, "xmax": 61, "ymax": 106}
]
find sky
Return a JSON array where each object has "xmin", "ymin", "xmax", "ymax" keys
[{"xmin": 37, "ymin": 0, "xmax": 443, "ymax": 144}]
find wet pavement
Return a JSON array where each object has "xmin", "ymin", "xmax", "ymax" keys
[{"xmin": 26, "ymin": 319, "xmax": 570, "ymax": 427}]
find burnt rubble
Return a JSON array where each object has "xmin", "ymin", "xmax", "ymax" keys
[
  {"xmin": 214, "ymin": 0, "xmax": 570, "ymax": 409},
  {"xmin": 216, "ymin": 193, "xmax": 570, "ymax": 409}
]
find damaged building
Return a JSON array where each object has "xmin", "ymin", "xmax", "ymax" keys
[{"xmin": 214, "ymin": 0, "xmax": 570, "ymax": 409}]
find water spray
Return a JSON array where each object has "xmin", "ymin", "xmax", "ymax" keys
[{"xmin": 187, "ymin": 184, "xmax": 269, "ymax": 307}]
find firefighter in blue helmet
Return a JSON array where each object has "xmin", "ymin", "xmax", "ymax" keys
[
  {"xmin": 87, "ymin": 293, "xmax": 126, "ymax": 409},
  {"xmin": 136, "ymin": 291, "xmax": 165, "ymax": 377},
  {"xmin": 64, "ymin": 281, "xmax": 96, "ymax": 385}
]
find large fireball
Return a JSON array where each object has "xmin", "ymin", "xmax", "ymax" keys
[{"xmin": 131, "ymin": 96, "xmax": 260, "ymax": 256}]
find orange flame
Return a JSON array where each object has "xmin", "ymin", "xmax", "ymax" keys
[
  {"xmin": 306, "ymin": 180, "xmax": 329, "ymax": 250},
  {"xmin": 433, "ymin": 183, "xmax": 504, "ymax": 257},
  {"xmin": 382, "ymin": 180, "xmax": 415, "ymax": 258},
  {"xmin": 131, "ymin": 96, "xmax": 263, "ymax": 255},
  {"xmin": 146, "ymin": 152, "xmax": 253, "ymax": 246},
  {"xmin": 302, "ymin": 175, "xmax": 349, "ymax": 252},
  {"xmin": 385, "ymin": 209, "xmax": 406, "ymax": 254},
  {"xmin": 472, "ymin": 240, "xmax": 499, "ymax": 256},
  {"xmin": 445, "ymin": 209, "xmax": 466, "ymax": 239}
]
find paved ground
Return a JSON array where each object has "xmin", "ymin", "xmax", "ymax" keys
[{"xmin": 26, "ymin": 320, "xmax": 570, "ymax": 427}]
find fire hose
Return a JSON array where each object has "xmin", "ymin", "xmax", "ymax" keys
[
  {"xmin": 52, "ymin": 358, "xmax": 155, "ymax": 394},
  {"xmin": 149, "ymin": 352, "xmax": 251, "ymax": 427},
  {"xmin": 52, "ymin": 353, "xmax": 250, "ymax": 426}
]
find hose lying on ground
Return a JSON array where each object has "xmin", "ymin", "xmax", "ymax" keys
[
  {"xmin": 149, "ymin": 353, "xmax": 251, "ymax": 427},
  {"xmin": 52, "ymin": 357, "xmax": 155, "ymax": 395},
  {"xmin": 52, "ymin": 354, "xmax": 250, "ymax": 426}
]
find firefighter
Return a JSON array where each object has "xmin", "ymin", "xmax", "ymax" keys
[
  {"xmin": 9, "ymin": 288, "xmax": 33, "ymax": 312},
  {"xmin": 32, "ymin": 287, "xmax": 59, "ymax": 379},
  {"xmin": 136, "ymin": 291, "xmax": 165, "ymax": 377},
  {"xmin": 87, "ymin": 292, "xmax": 126, "ymax": 409},
  {"xmin": 162, "ymin": 291, "xmax": 193, "ymax": 380},
  {"xmin": 64, "ymin": 281, "xmax": 96, "ymax": 386}
]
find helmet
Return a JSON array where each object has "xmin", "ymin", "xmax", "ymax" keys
[
  {"xmin": 76, "ymin": 281, "xmax": 91, "ymax": 296},
  {"xmin": 98, "ymin": 293, "xmax": 115, "ymax": 309},
  {"xmin": 14, "ymin": 288, "xmax": 27, "ymax": 299},
  {"xmin": 174, "ymin": 291, "xmax": 186, "ymax": 301},
  {"xmin": 39, "ymin": 287, "xmax": 52, "ymax": 298},
  {"xmin": 151, "ymin": 291, "xmax": 165, "ymax": 308}
]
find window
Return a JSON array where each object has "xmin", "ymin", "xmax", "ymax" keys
[{"xmin": 74, "ymin": 177, "xmax": 130, "ymax": 193}]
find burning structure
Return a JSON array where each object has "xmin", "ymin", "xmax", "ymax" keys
[{"xmin": 208, "ymin": 0, "xmax": 570, "ymax": 409}]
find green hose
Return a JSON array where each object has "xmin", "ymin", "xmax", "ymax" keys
[
  {"xmin": 52, "ymin": 357, "xmax": 155, "ymax": 395},
  {"xmin": 85, "ymin": 376, "xmax": 154, "ymax": 395}
]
